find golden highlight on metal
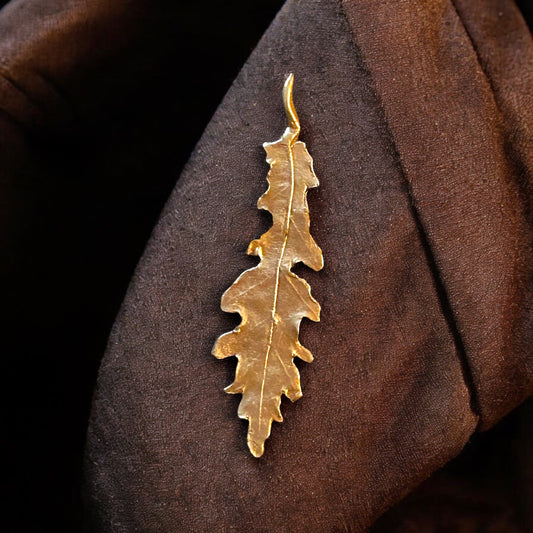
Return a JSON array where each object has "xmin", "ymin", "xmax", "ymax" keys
[{"xmin": 212, "ymin": 74, "xmax": 323, "ymax": 457}]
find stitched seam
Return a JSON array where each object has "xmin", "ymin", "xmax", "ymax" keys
[{"xmin": 338, "ymin": 0, "xmax": 482, "ymax": 424}]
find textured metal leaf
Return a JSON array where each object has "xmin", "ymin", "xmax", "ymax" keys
[{"xmin": 213, "ymin": 74, "xmax": 323, "ymax": 457}]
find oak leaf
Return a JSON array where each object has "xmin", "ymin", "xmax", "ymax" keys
[{"xmin": 213, "ymin": 74, "xmax": 323, "ymax": 457}]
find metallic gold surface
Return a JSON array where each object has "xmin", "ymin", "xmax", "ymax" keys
[{"xmin": 212, "ymin": 74, "xmax": 323, "ymax": 457}]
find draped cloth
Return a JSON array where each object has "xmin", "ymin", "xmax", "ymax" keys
[
  {"xmin": 0, "ymin": 0, "xmax": 530, "ymax": 530},
  {"xmin": 85, "ymin": 1, "xmax": 532, "ymax": 529}
]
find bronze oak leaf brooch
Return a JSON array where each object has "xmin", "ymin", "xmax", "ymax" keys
[{"xmin": 212, "ymin": 74, "xmax": 323, "ymax": 457}]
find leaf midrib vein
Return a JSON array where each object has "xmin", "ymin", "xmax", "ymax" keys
[{"xmin": 258, "ymin": 139, "xmax": 296, "ymax": 425}]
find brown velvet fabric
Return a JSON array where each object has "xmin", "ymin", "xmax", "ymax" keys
[
  {"xmin": 1, "ymin": 0, "xmax": 531, "ymax": 530},
  {"xmin": 372, "ymin": 397, "xmax": 533, "ymax": 532},
  {"xmin": 343, "ymin": 0, "xmax": 533, "ymax": 430},
  {"xmin": 0, "ymin": 0, "xmax": 284, "ymax": 529},
  {"xmin": 82, "ymin": 0, "xmax": 532, "ymax": 531}
]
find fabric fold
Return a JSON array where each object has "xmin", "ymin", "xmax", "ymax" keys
[
  {"xmin": 83, "ymin": 0, "xmax": 513, "ymax": 529},
  {"xmin": 342, "ymin": 0, "xmax": 533, "ymax": 430}
]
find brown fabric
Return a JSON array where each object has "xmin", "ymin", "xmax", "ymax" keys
[
  {"xmin": 0, "ymin": 1, "xmax": 193, "ymax": 528},
  {"xmin": 342, "ymin": 0, "xmax": 533, "ymax": 431},
  {"xmin": 83, "ymin": 0, "xmax": 533, "ymax": 530},
  {"xmin": 372, "ymin": 396, "xmax": 533, "ymax": 532},
  {"xmin": 0, "ymin": 0, "xmax": 283, "ymax": 528},
  {"xmin": 1, "ymin": 0, "xmax": 531, "ymax": 530}
]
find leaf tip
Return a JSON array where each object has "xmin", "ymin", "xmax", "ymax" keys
[
  {"xmin": 247, "ymin": 239, "xmax": 262, "ymax": 257},
  {"xmin": 286, "ymin": 388, "xmax": 303, "ymax": 402},
  {"xmin": 225, "ymin": 382, "xmax": 243, "ymax": 394},
  {"xmin": 248, "ymin": 438, "xmax": 265, "ymax": 458}
]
